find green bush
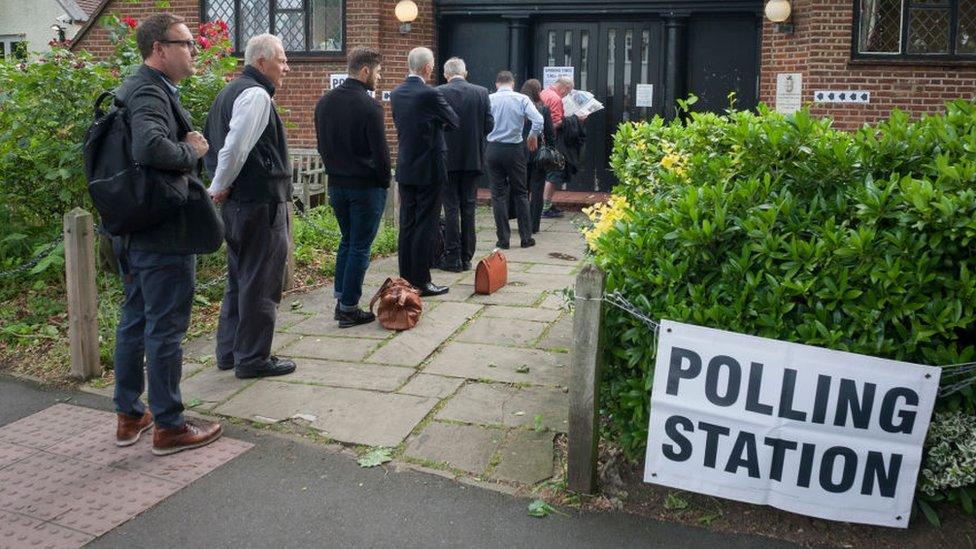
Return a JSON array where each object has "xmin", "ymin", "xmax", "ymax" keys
[{"xmin": 594, "ymin": 100, "xmax": 976, "ymax": 460}]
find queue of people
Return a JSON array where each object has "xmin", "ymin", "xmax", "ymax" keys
[{"xmin": 107, "ymin": 14, "xmax": 585, "ymax": 457}]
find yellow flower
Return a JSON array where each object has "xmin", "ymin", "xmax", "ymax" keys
[{"xmin": 582, "ymin": 195, "xmax": 630, "ymax": 251}]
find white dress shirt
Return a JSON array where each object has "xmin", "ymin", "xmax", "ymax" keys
[{"xmin": 208, "ymin": 87, "xmax": 273, "ymax": 194}]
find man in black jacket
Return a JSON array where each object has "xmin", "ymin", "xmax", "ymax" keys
[
  {"xmin": 204, "ymin": 33, "xmax": 296, "ymax": 379},
  {"xmin": 391, "ymin": 47, "xmax": 459, "ymax": 296},
  {"xmin": 315, "ymin": 48, "xmax": 391, "ymax": 327},
  {"xmin": 112, "ymin": 13, "xmax": 222, "ymax": 456},
  {"xmin": 435, "ymin": 57, "xmax": 492, "ymax": 272}
]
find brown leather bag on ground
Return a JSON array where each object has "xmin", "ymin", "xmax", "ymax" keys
[
  {"xmin": 475, "ymin": 251, "xmax": 507, "ymax": 295},
  {"xmin": 369, "ymin": 277, "xmax": 423, "ymax": 330}
]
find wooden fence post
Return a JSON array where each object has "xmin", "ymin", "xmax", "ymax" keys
[
  {"xmin": 283, "ymin": 201, "xmax": 296, "ymax": 291},
  {"xmin": 568, "ymin": 263, "xmax": 605, "ymax": 494},
  {"xmin": 383, "ymin": 180, "xmax": 399, "ymax": 229},
  {"xmin": 64, "ymin": 208, "xmax": 100, "ymax": 380}
]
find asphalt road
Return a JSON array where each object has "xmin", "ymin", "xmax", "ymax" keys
[{"xmin": 0, "ymin": 375, "xmax": 795, "ymax": 548}]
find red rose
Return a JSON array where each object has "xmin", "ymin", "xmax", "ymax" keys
[
  {"xmin": 197, "ymin": 36, "xmax": 211, "ymax": 49},
  {"xmin": 121, "ymin": 16, "xmax": 137, "ymax": 29}
]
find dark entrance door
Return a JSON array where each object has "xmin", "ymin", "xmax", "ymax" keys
[{"xmin": 534, "ymin": 20, "xmax": 664, "ymax": 192}]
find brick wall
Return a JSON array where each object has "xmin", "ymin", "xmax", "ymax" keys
[
  {"xmin": 71, "ymin": 0, "xmax": 436, "ymax": 150},
  {"xmin": 759, "ymin": 0, "xmax": 976, "ymax": 130}
]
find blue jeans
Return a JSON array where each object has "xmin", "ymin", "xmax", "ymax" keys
[
  {"xmin": 329, "ymin": 186, "xmax": 387, "ymax": 307},
  {"xmin": 113, "ymin": 247, "xmax": 195, "ymax": 429}
]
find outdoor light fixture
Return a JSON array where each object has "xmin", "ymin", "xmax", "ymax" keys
[
  {"xmin": 50, "ymin": 24, "xmax": 66, "ymax": 43},
  {"xmin": 395, "ymin": 0, "xmax": 418, "ymax": 34},
  {"xmin": 764, "ymin": 0, "xmax": 794, "ymax": 35}
]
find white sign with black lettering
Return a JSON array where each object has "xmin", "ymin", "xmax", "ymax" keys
[
  {"xmin": 543, "ymin": 66, "xmax": 574, "ymax": 89},
  {"xmin": 635, "ymin": 84, "xmax": 653, "ymax": 107},
  {"xmin": 330, "ymin": 73, "xmax": 348, "ymax": 89},
  {"xmin": 644, "ymin": 320, "xmax": 940, "ymax": 528},
  {"xmin": 775, "ymin": 73, "xmax": 802, "ymax": 114}
]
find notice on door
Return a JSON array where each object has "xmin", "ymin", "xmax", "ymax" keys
[
  {"xmin": 635, "ymin": 84, "xmax": 653, "ymax": 107},
  {"xmin": 543, "ymin": 66, "xmax": 575, "ymax": 89},
  {"xmin": 644, "ymin": 320, "xmax": 940, "ymax": 528},
  {"xmin": 775, "ymin": 73, "xmax": 802, "ymax": 114}
]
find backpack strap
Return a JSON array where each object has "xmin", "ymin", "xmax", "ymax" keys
[{"xmin": 93, "ymin": 91, "xmax": 115, "ymax": 119}]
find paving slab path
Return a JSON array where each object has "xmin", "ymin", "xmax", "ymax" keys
[{"xmin": 122, "ymin": 209, "xmax": 587, "ymax": 489}]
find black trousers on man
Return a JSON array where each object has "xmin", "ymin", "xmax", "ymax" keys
[
  {"xmin": 486, "ymin": 142, "xmax": 531, "ymax": 246},
  {"xmin": 398, "ymin": 182, "xmax": 442, "ymax": 287},
  {"xmin": 527, "ymin": 158, "xmax": 547, "ymax": 234},
  {"xmin": 216, "ymin": 200, "xmax": 288, "ymax": 371},
  {"xmin": 442, "ymin": 171, "xmax": 479, "ymax": 267}
]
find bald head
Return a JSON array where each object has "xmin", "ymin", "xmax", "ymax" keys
[{"xmin": 408, "ymin": 47, "xmax": 434, "ymax": 76}]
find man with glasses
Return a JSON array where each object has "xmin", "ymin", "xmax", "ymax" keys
[
  {"xmin": 111, "ymin": 13, "xmax": 222, "ymax": 455},
  {"xmin": 204, "ymin": 34, "xmax": 297, "ymax": 379}
]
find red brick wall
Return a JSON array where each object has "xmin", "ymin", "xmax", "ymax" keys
[
  {"xmin": 71, "ymin": 0, "xmax": 436, "ymax": 150},
  {"xmin": 759, "ymin": 0, "xmax": 976, "ymax": 130}
]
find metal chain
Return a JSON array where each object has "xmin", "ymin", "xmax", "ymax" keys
[
  {"xmin": 195, "ymin": 270, "xmax": 227, "ymax": 292},
  {"xmin": 0, "ymin": 234, "xmax": 65, "ymax": 280}
]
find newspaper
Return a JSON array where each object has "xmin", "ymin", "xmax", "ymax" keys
[{"xmin": 562, "ymin": 89, "xmax": 604, "ymax": 118}]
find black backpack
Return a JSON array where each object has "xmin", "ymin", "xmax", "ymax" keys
[{"xmin": 83, "ymin": 91, "xmax": 188, "ymax": 235}]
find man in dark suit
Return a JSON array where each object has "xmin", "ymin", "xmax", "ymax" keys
[
  {"xmin": 111, "ymin": 13, "xmax": 222, "ymax": 455},
  {"xmin": 435, "ymin": 57, "xmax": 493, "ymax": 272},
  {"xmin": 390, "ymin": 47, "xmax": 459, "ymax": 296}
]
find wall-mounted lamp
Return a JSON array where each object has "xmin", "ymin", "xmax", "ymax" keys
[
  {"xmin": 50, "ymin": 24, "xmax": 66, "ymax": 43},
  {"xmin": 764, "ymin": 0, "xmax": 794, "ymax": 35},
  {"xmin": 395, "ymin": 0, "xmax": 418, "ymax": 34}
]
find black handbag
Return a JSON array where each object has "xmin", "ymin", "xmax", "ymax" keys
[{"xmin": 535, "ymin": 135, "xmax": 565, "ymax": 173}]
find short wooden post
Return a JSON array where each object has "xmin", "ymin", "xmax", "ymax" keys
[
  {"xmin": 283, "ymin": 201, "xmax": 296, "ymax": 291},
  {"xmin": 64, "ymin": 208, "xmax": 100, "ymax": 380},
  {"xmin": 383, "ymin": 179, "xmax": 399, "ymax": 229},
  {"xmin": 568, "ymin": 263, "xmax": 606, "ymax": 494}
]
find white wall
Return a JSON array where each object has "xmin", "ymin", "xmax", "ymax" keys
[{"xmin": 0, "ymin": 0, "xmax": 84, "ymax": 55}]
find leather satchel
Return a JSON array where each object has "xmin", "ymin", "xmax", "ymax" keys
[
  {"xmin": 475, "ymin": 251, "xmax": 507, "ymax": 295},
  {"xmin": 369, "ymin": 277, "xmax": 423, "ymax": 330}
]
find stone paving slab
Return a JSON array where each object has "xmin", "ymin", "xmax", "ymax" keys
[
  {"xmin": 396, "ymin": 373, "xmax": 465, "ymax": 399},
  {"xmin": 287, "ymin": 313, "xmax": 392, "ymax": 339},
  {"xmin": 402, "ymin": 422, "xmax": 504, "ymax": 475},
  {"xmin": 366, "ymin": 302, "xmax": 482, "ymax": 367},
  {"xmin": 525, "ymin": 263, "xmax": 577, "ymax": 275},
  {"xmin": 281, "ymin": 358, "xmax": 413, "ymax": 392},
  {"xmin": 466, "ymin": 289, "xmax": 546, "ymax": 306},
  {"xmin": 213, "ymin": 381, "xmax": 438, "ymax": 447},
  {"xmin": 180, "ymin": 367, "xmax": 255, "ymax": 411},
  {"xmin": 537, "ymin": 314, "xmax": 573, "ymax": 351},
  {"xmin": 455, "ymin": 316, "xmax": 548, "ymax": 347},
  {"xmin": 424, "ymin": 342, "xmax": 568, "ymax": 387},
  {"xmin": 506, "ymin": 272, "xmax": 578, "ymax": 293},
  {"xmin": 490, "ymin": 430, "xmax": 555, "ymax": 485},
  {"xmin": 0, "ymin": 404, "xmax": 250, "ymax": 545},
  {"xmin": 538, "ymin": 292, "xmax": 569, "ymax": 310},
  {"xmin": 436, "ymin": 382, "xmax": 569, "ymax": 432},
  {"xmin": 481, "ymin": 305, "xmax": 561, "ymax": 323},
  {"xmin": 278, "ymin": 334, "xmax": 382, "ymax": 362}
]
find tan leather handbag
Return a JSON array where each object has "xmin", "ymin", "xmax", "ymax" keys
[
  {"xmin": 475, "ymin": 251, "xmax": 508, "ymax": 295},
  {"xmin": 369, "ymin": 277, "xmax": 423, "ymax": 330}
]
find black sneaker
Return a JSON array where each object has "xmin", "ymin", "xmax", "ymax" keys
[
  {"xmin": 337, "ymin": 307, "xmax": 376, "ymax": 328},
  {"xmin": 496, "ymin": 241, "xmax": 510, "ymax": 249},
  {"xmin": 334, "ymin": 303, "xmax": 339, "ymax": 320},
  {"xmin": 235, "ymin": 356, "xmax": 297, "ymax": 379},
  {"xmin": 435, "ymin": 259, "xmax": 463, "ymax": 273},
  {"xmin": 520, "ymin": 238, "xmax": 536, "ymax": 248}
]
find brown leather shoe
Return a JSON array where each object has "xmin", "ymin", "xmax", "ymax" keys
[
  {"xmin": 151, "ymin": 419, "xmax": 222, "ymax": 456},
  {"xmin": 116, "ymin": 410, "xmax": 154, "ymax": 447}
]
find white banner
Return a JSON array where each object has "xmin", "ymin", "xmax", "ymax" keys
[
  {"xmin": 644, "ymin": 320, "xmax": 940, "ymax": 528},
  {"xmin": 543, "ymin": 66, "xmax": 574, "ymax": 89}
]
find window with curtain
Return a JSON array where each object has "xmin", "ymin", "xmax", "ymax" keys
[
  {"xmin": 856, "ymin": 0, "xmax": 976, "ymax": 59},
  {"xmin": 203, "ymin": 0, "xmax": 344, "ymax": 54}
]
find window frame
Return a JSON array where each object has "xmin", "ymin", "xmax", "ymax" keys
[
  {"xmin": 852, "ymin": 0, "xmax": 976, "ymax": 62},
  {"xmin": 201, "ymin": 0, "xmax": 346, "ymax": 58},
  {"xmin": 0, "ymin": 35, "xmax": 28, "ymax": 60}
]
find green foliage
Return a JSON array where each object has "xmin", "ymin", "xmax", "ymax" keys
[
  {"xmin": 293, "ymin": 205, "xmax": 398, "ymax": 277},
  {"xmin": 917, "ymin": 411, "xmax": 976, "ymax": 524},
  {"xmin": 597, "ymin": 100, "xmax": 976, "ymax": 474},
  {"xmin": 357, "ymin": 447, "xmax": 393, "ymax": 468},
  {"xmin": 527, "ymin": 499, "xmax": 556, "ymax": 518}
]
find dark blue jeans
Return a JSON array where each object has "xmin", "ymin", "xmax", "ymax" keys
[
  {"xmin": 329, "ymin": 185, "xmax": 387, "ymax": 307},
  {"xmin": 113, "ymin": 247, "xmax": 195, "ymax": 429}
]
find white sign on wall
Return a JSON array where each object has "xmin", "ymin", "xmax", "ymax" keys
[
  {"xmin": 543, "ymin": 66, "xmax": 575, "ymax": 89},
  {"xmin": 644, "ymin": 320, "xmax": 940, "ymax": 528},
  {"xmin": 635, "ymin": 84, "xmax": 654, "ymax": 108},
  {"xmin": 330, "ymin": 73, "xmax": 348, "ymax": 89},
  {"xmin": 775, "ymin": 73, "xmax": 803, "ymax": 114},
  {"xmin": 382, "ymin": 90, "xmax": 391, "ymax": 102}
]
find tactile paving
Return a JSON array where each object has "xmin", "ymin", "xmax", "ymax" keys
[{"xmin": 0, "ymin": 404, "xmax": 252, "ymax": 547}]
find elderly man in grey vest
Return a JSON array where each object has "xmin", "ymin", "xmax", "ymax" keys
[{"xmin": 203, "ymin": 33, "xmax": 296, "ymax": 379}]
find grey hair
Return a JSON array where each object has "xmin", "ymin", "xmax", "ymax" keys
[
  {"xmin": 443, "ymin": 57, "xmax": 466, "ymax": 77},
  {"xmin": 408, "ymin": 47, "xmax": 434, "ymax": 75},
  {"xmin": 555, "ymin": 76, "xmax": 574, "ymax": 89},
  {"xmin": 244, "ymin": 33, "xmax": 282, "ymax": 66}
]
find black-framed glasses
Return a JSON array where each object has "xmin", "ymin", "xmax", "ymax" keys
[{"xmin": 158, "ymin": 39, "xmax": 197, "ymax": 51}]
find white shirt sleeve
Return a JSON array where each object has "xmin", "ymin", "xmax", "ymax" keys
[{"xmin": 208, "ymin": 87, "xmax": 273, "ymax": 194}]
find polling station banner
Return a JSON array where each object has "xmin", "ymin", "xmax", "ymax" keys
[{"xmin": 643, "ymin": 320, "xmax": 941, "ymax": 528}]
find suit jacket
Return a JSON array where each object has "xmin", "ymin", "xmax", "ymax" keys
[
  {"xmin": 436, "ymin": 78, "xmax": 493, "ymax": 173},
  {"xmin": 391, "ymin": 76, "xmax": 459, "ymax": 186}
]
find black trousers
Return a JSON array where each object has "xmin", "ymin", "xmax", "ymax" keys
[
  {"xmin": 216, "ymin": 200, "xmax": 288, "ymax": 370},
  {"xmin": 486, "ymin": 142, "xmax": 531, "ymax": 246},
  {"xmin": 527, "ymin": 159, "xmax": 547, "ymax": 233},
  {"xmin": 442, "ymin": 171, "xmax": 479, "ymax": 266},
  {"xmin": 398, "ymin": 182, "xmax": 442, "ymax": 287}
]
